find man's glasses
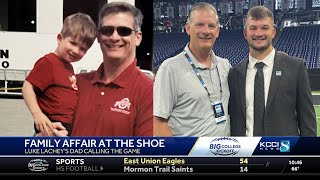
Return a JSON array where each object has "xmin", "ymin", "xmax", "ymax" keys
[{"xmin": 99, "ymin": 26, "xmax": 136, "ymax": 37}]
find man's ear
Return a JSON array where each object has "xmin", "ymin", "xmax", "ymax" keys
[
  {"xmin": 216, "ymin": 26, "xmax": 220, "ymax": 38},
  {"xmin": 272, "ymin": 27, "xmax": 276, "ymax": 39},
  {"xmin": 185, "ymin": 23, "xmax": 190, "ymax": 35},
  {"xmin": 135, "ymin": 31, "xmax": 142, "ymax": 46},
  {"xmin": 243, "ymin": 29, "xmax": 247, "ymax": 39}
]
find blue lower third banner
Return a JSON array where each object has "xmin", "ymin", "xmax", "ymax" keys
[
  {"xmin": 1, "ymin": 137, "xmax": 320, "ymax": 175},
  {"xmin": 0, "ymin": 137, "xmax": 319, "ymax": 156}
]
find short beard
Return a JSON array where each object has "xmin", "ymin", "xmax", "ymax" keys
[
  {"xmin": 249, "ymin": 40, "xmax": 272, "ymax": 52},
  {"xmin": 249, "ymin": 44, "xmax": 269, "ymax": 51}
]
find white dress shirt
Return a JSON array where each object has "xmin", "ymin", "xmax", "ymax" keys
[{"xmin": 245, "ymin": 48, "xmax": 275, "ymax": 136}]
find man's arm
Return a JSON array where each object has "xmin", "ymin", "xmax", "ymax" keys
[
  {"xmin": 296, "ymin": 60, "xmax": 317, "ymax": 136},
  {"xmin": 153, "ymin": 116, "xmax": 172, "ymax": 136},
  {"xmin": 153, "ymin": 62, "xmax": 177, "ymax": 136},
  {"xmin": 22, "ymin": 80, "xmax": 54, "ymax": 135}
]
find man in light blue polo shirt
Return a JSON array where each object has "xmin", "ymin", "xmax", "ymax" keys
[{"xmin": 154, "ymin": 2, "xmax": 231, "ymax": 136}]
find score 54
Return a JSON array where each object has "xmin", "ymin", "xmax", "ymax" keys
[{"xmin": 240, "ymin": 158, "xmax": 248, "ymax": 164}]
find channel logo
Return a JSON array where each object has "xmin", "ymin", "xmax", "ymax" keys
[
  {"xmin": 28, "ymin": 159, "xmax": 49, "ymax": 172},
  {"xmin": 280, "ymin": 140, "xmax": 290, "ymax": 152},
  {"xmin": 259, "ymin": 140, "xmax": 290, "ymax": 152},
  {"xmin": 209, "ymin": 137, "xmax": 241, "ymax": 156}
]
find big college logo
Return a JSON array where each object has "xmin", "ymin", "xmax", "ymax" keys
[
  {"xmin": 28, "ymin": 159, "xmax": 49, "ymax": 172},
  {"xmin": 110, "ymin": 98, "xmax": 131, "ymax": 115},
  {"xmin": 209, "ymin": 137, "xmax": 241, "ymax": 156}
]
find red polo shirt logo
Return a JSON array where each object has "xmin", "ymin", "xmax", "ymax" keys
[{"xmin": 111, "ymin": 98, "xmax": 131, "ymax": 115}]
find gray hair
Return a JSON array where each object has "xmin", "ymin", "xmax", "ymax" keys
[
  {"xmin": 187, "ymin": 2, "xmax": 219, "ymax": 25},
  {"xmin": 98, "ymin": 2, "xmax": 144, "ymax": 31}
]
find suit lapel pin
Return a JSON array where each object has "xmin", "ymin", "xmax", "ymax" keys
[{"xmin": 276, "ymin": 71, "xmax": 282, "ymax": 76}]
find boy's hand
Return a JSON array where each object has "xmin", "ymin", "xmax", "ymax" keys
[
  {"xmin": 35, "ymin": 129, "xmax": 68, "ymax": 136},
  {"xmin": 53, "ymin": 129, "xmax": 69, "ymax": 136},
  {"xmin": 33, "ymin": 112, "xmax": 55, "ymax": 136},
  {"xmin": 35, "ymin": 122, "xmax": 68, "ymax": 136},
  {"xmin": 52, "ymin": 122, "xmax": 68, "ymax": 136}
]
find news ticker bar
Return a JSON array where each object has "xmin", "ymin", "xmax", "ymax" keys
[{"xmin": 0, "ymin": 157, "xmax": 319, "ymax": 175}]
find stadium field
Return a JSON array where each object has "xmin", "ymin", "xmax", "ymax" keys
[
  {"xmin": 313, "ymin": 91, "xmax": 320, "ymax": 95},
  {"xmin": 316, "ymin": 105, "xmax": 320, "ymax": 136}
]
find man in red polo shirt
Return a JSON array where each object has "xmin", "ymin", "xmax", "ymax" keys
[{"xmin": 70, "ymin": 2, "xmax": 153, "ymax": 136}]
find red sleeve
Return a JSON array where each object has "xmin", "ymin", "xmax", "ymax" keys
[
  {"xmin": 26, "ymin": 58, "xmax": 54, "ymax": 91},
  {"xmin": 134, "ymin": 83, "xmax": 153, "ymax": 136}
]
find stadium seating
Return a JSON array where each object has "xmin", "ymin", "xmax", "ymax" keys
[
  {"xmin": 275, "ymin": 25, "xmax": 320, "ymax": 69},
  {"xmin": 153, "ymin": 25, "xmax": 320, "ymax": 69}
]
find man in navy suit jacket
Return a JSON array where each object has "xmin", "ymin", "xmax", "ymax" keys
[{"xmin": 228, "ymin": 6, "xmax": 316, "ymax": 136}]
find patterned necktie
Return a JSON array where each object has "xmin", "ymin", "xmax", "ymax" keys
[{"xmin": 253, "ymin": 62, "xmax": 265, "ymax": 136}]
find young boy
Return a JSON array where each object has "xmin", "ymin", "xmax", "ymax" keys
[{"xmin": 22, "ymin": 13, "xmax": 96, "ymax": 136}]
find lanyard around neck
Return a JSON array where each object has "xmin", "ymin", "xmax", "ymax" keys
[{"xmin": 183, "ymin": 51, "xmax": 222, "ymax": 102}]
